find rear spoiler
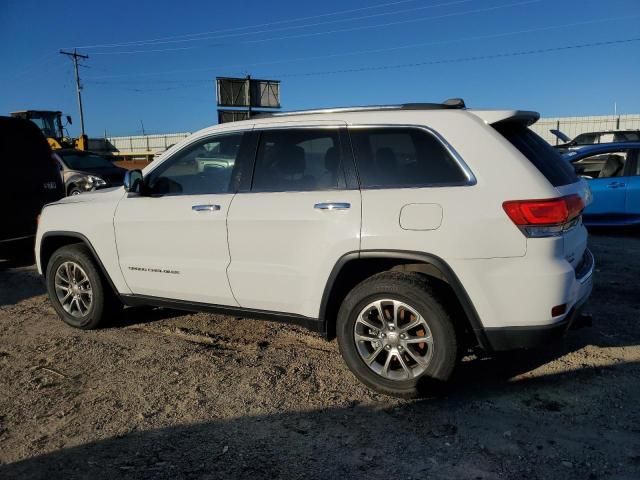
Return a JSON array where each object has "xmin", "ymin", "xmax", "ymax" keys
[{"xmin": 469, "ymin": 109, "xmax": 540, "ymax": 126}]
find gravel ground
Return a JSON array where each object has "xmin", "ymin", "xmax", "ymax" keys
[{"xmin": 0, "ymin": 231, "xmax": 639, "ymax": 479}]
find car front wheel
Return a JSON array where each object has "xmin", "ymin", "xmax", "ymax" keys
[
  {"xmin": 45, "ymin": 244, "xmax": 121, "ymax": 329},
  {"xmin": 337, "ymin": 271, "xmax": 458, "ymax": 398}
]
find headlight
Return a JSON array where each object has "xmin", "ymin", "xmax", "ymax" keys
[{"xmin": 86, "ymin": 175, "xmax": 107, "ymax": 188}]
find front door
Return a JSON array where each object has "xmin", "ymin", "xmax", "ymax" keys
[
  {"xmin": 114, "ymin": 131, "xmax": 248, "ymax": 305},
  {"xmin": 226, "ymin": 126, "xmax": 361, "ymax": 318}
]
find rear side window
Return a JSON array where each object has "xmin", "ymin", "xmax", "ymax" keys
[
  {"xmin": 494, "ymin": 122, "xmax": 578, "ymax": 187},
  {"xmin": 350, "ymin": 127, "xmax": 469, "ymax": 188},
  {"xmin": 615, "ymin": 132, "xmax": 640, "ymax": 142},
  {"xmin": 252, "ymin": 129, "xmax": 345, "ymax": 192}
]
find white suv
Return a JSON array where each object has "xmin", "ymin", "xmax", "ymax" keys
[{"xmin": 35, "ymin": 99, "xmax": 594, "ymax": 397}]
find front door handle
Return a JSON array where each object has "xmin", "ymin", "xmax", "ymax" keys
[
  {"xmin": 314, "ymin": 202, "xmax": 351, "ymax": 210},
  {"xmin": 192, "ymin": 204, "xmax": 221, "ymax": 212},
  {"xmin": 607, "ymin": 182, "xmax": 626, "ymax": 189}
]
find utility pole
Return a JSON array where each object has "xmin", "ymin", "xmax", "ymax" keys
[{"xmin": 60, "ymin": 49, "xmax": 89, "ymax": 139}]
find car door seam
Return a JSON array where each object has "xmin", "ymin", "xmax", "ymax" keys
[
  {"xmin": 225, "ymin": 191, "xmax": 242, "ymax": 307},
  {"xmin": 113, "ymin": 190, "xmax": 134, "ymax": 294}
]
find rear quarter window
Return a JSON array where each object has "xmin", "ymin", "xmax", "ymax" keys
[
  {"xmin": 494, "ymin": 122, "xmax": 578, "ymax": 187},
  {"xmin": 349, "ymin": 127, "xmax": 469, "ymax": 188}
]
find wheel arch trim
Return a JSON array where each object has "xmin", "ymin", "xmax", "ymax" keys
[
  {"xmin": 319, "ymin": 249, "xmax": 491, "ymax": 350},
  {"xmin": 40, "ymin": 231, "xmax": 120, "ymax": 295}
]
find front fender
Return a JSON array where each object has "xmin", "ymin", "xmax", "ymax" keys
[{"xmin": 36, "ymin": 188, "xmax": 130, "ymax": 295}]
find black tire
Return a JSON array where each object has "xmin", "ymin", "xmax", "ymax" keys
[
  {"xmin": 337, "ymin": 271, "xmax": 458, "ymax": 398},
  {"xmin": 68, "ymin": 186, "xmax": 82, "ymax": 196},
  {"xmin": 45, "ymin": 244, "xmax": 121, "ymax": 329}
]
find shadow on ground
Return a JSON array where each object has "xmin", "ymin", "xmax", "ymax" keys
[{"xmin": 1, "ymin": 359, "xmax": 639, "ymax": 480}]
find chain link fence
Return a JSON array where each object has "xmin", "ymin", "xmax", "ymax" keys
[{"xmin": 530, "ymin": 114, "xmax": 640, "ymax": 145}]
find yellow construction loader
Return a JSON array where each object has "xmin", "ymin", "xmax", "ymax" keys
[{"xmin": 10, "ymin": 110, "xmax": 87, "ymax": 150}]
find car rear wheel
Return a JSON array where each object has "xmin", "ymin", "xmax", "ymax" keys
[
  {"xmin": 68, "ymin": 186, "xmax": 82, "ymax": 196},
  {"xmin": 45, "ymin": 244, "xmax": 121, "ymax": 329},
  {"xmin": 337, "ymin": 271, "xmax": 458, "ymax": 398}
]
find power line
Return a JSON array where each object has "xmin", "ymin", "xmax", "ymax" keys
[
  {"xmin": 244, "ymin": 0, "xmax": 543, "ymax": 46},
  {"xmin": 84, "ymin": 14, "xmax": 636, "ymax": 81},
  {"xmin": 86, "ymin": 37, "xmax": 640, "ymax": 93},
  {"xmin": 276, "ymin": 37, "xmax": 640, "ymax": 78},
  {"xmin": 89, "ymin": 0, "xmax": 543, "ymax": 55},
  {"xmin": 80, "ymin": 0, "xmax": 476, "ymax": 50},
  {"xmin": 69, "ymin": 0, "xmax": 435, "ymax": 49},
  {"xmin": 0, "ymin": 53, "xmax": 59, "ymax": 80}
]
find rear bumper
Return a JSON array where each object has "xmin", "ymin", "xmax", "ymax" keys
[
  {"xmin": 481, "ymin": 249, "xmax": 593, "ymax": 351},
  {"xmin": 483, "ymin": 306, "xmax": 589, "ymax": 351}
]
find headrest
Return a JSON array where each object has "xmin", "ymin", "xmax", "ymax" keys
[
  {"xmin": 325, "ymin": 146, "xmax": 340, "ymax": 171},
  {"xmin": 376, "ymin": 147, "xmax": 397, "ymax": 167},
  {"xmin": 277, "ymin": 144, "xmax": 306, "ymax": 176}
]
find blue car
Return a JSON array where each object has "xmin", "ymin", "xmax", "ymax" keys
[{"xmin": 563, "ymin": 142, "xmax": 640, "ymax": 226}]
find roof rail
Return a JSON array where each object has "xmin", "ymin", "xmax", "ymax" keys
[{"xmin": 250, "ymin": 98, "xmax": 466, "ymax": 119}]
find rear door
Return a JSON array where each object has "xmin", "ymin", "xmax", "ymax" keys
[{"xmin": 226, "ymin": 125, "xmax": 361, "ymax": 318}]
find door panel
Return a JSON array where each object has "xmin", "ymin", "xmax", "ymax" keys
[
  {"xmin": 113, "ymin": 131, "xmax": 250, "ymax": 305},
  {"xmin": 626, "ymin": 176, "xmax": 640, "ymax": 217},
  {"xmin": 585, "ymin": 177, "xmax": 628, "ymax": 215},
  {"xmin": 227, "ymin": 190, "xmax": 361, "ymax": 317},
  {"xmin": 625, "ymin": 151, "xmax": 640, "ymax": 218},
  {"xmin": 226, "ymin": 125, "xmax": 360, "ymax": 318},
  {"xmin": 114, "ymin": 194, "xmax": 236, "ymax": 304}
]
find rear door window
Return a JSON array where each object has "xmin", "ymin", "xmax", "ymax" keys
[
  {"xmin": 349, "ymin": 127, "xmax": 469, "ymax": 188},
  {"xmin": 494, "ymin": 122, "xmax": 578, "ymax": 187},
  {"xmin": 251, "ymin": 129, "xmax": 346, "ymax": 192},
  {"xmin": 598, "ymin": 133, "xmax": 614, "ymax": 144}
]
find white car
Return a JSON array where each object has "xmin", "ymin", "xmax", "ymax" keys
[{"xmin": 35, "ymin": 99, "xmax": 594, "ymax": 397}]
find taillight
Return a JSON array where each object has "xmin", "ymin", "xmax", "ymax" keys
[{"xmin": 503, "ymin": 194, "xmax": 584, "ymax": 237}]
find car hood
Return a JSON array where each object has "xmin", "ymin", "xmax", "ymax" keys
[{"xmin": 51, "ymin": 186, "xmax": 125, "ymax": 205}]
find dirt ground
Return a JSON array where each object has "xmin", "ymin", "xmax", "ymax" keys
[{"xmin": 0, "ymin": 231, "xmax": 639, "ymax": 479}]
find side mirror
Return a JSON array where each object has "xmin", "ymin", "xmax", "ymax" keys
[
  {"xmin": 66, "ymin": 115, "xmax": 73, "ymax": 125},
  {"xmin": 124, "ymin": 169, "xmax": 143, "ymax": 193}
]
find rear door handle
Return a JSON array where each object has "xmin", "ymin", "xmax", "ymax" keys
[
  {"xmin": 607, "ymin": 182, "xmax": 626, "ymax": 188},
  {"xmin": 314, "ymin": 202, "xmax": 351, "ymax": 210},
  {"xmin": 192, "ymin": 204, "xmax": 221, "ymax": 212}
]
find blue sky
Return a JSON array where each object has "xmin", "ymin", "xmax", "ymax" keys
[{"xmin": 1, "ymin": 0, "xmax": 638, "ymax": 137}]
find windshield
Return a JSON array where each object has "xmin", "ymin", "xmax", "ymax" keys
[
  {"xmin": 29, "ymin": 113, "xmax": 63, "ymax": 138},
  {"xmin": 61, "ymin": 153, "xmax": 115, "ymax": 170}
]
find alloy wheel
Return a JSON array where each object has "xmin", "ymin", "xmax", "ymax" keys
[
  {"xmin": 354, "ymin": 299, "xmax": 434, "ymax": 380},
  {"xmin": 54, "ymin": 261, "xmax": 93, "ymax": 318}
]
